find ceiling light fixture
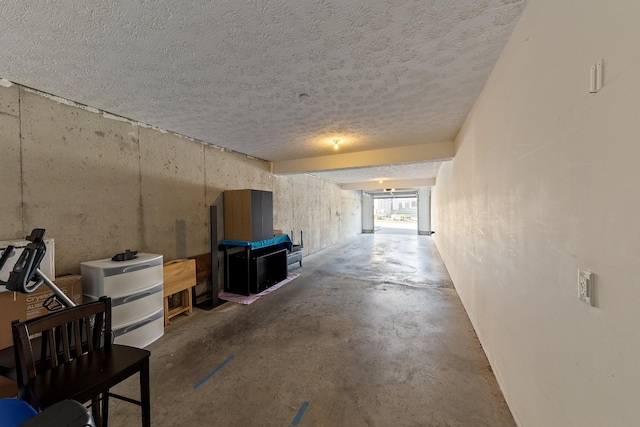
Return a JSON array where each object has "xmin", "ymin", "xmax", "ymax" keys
[{"xmin": 333, "ymin": 139, "xmax": 340, "ymax": 150}]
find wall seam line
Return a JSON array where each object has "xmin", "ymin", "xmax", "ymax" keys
[
  {"xmin": 137, "ymin": 126, "xmax": 144, "ymax": 248},
  {"xmin": 203, "ymin": 144, "xmax": 207, "ymax": 212},
  {"xmin": 18, "ymin": 87, "xmax": 25, "ymax": 236}
]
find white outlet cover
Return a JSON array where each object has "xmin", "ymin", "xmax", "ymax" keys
[{"xmin": 578, "ymin": 269, "xmax": 595, "ymax": 306}]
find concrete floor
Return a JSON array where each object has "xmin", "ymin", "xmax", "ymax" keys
[{"xmin": 109, "ymin": 233, "xmax": 515, "ymax": 426}]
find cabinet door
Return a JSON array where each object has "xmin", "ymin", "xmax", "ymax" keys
[
  {"xmin": 261, "ymin": 190, "xmax": 273, "ymax": 240},
  {"xmin": 225, "ymin": 189, "xmax": 253, "ymax": 241},
  {"xmin": 225, "ymin": 189, "xmax": 273, "ymax": 241},
  {"xmin": 251, "ymin": 190, "xmax": 263, "ymax": 241},
  {"xmin": 249, "ymin": 190, "xmax": 273, "ymax": 241}
]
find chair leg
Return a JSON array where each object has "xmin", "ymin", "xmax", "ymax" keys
[
  {"xmin": 140, "ymin": 360, "xmax": 151, "ymax": 427},
  {"xmin": 91, "ymin": 396, "xmax": 102, "ymax": 427},
  {"xmin": 103, "ymin": 391, "xmax": 110, "ymax": 427}
]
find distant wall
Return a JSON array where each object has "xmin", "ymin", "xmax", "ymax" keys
[
  {"xmin": 273, "ymin": 174, "xmax": 361, "ymax": 254},
  {"xmin": 432, "ymin": 0, "xmax": 640, "ymax": 425},
  {"xmin": 0, "ymin": 85, "xmax": 361, "ymax": 279}
]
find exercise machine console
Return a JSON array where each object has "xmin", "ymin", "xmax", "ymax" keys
[{"xmin": 0, "ymin": 228, "xmax": 75, "ymax": 310}]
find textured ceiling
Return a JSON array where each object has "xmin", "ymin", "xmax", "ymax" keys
[{"xmin": 0, "ymin": 0, "xmax": 527, "ymax": 185}]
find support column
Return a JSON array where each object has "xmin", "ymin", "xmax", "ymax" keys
[
  {"xmin": 362, "ymin": 192, "xmax": 374, "ymax": 233},
  {"xmin": 418, "ymin": 187, "xmax": 432, "ymax": 235}
]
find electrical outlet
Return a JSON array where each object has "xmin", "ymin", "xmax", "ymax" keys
[{"xmin": 578, "ymin": 269, "xmax": 595, "ymax": 306}]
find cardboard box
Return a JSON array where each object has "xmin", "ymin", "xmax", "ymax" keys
[
  {"xmin": 0, "ymin": 275, "xmax": 83, "ymax": 349},
  {"xmin": 0, "ymin": 374, "xmax": 16, "ymax": 398}
]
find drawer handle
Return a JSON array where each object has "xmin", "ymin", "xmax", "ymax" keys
[
  {"xmin": 122, "ymin": 290, "xmax": 154, "ymax": 304},
  {"xmin": 122, "ymin": 264, "xmax": 152, "ymax": 273},
  {"xmin": 123, "ymin": 317, "xmax": 152, "ymax": 333},
  {"xmin": 111, "ymin": 283, "xmax": 163, "ymax": 306},
  {"xmin": 120, "ymin": 311, "xmax": 162, "ymax": 334}
]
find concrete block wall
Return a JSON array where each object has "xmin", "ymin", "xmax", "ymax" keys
[
  {"xmin": 273, "ymin": 175, "xmax": 360, "ymax": 255},
  {"xmin": 0, "ymin": 85, "xmax": 21, "ymax": 235},
  {"xmin": 0, "ymin": 85, "xmax": 361, "ymax": 277}
]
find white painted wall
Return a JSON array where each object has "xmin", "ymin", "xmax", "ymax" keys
[{"xmin": 432, "ymin": 1, "xmax": 640, "ymax": 425}]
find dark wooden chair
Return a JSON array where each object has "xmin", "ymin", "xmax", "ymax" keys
[{"xmin": 11, "ymin": 297, "xmax": 151, "ymax": 427}]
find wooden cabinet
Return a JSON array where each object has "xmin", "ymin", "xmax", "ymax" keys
[
  {"xmin": 222, "ymin": 189, "xmax": 286, "ymax": 296},
  {"xmin": 224, "ymin": 189, "xmax": 273, "ymax": 241}
]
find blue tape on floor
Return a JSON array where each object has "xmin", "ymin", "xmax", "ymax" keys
[
  {"xmin": 193, "ymin": 354, "xmax": 235, "ymax": 390},
  {"xmin": 292, "ymin": 401, "xmax": 309, "ymax": 425}
]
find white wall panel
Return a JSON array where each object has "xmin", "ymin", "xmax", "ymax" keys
[{"xmin": 432, "ymin": 1, "xmax": 640, "ymax": 425}]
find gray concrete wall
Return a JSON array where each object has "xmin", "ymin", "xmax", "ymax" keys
[
  {"xmin": 273, "ymin": 175, "xmax": 360, "ymax": 255},
  {"xmin": 0, "ymin": 85, "xmax": 361, "ymax": 279},
  {"xmin": 0, "ymin": 85, "xmax": 21, "ymax": 235}
]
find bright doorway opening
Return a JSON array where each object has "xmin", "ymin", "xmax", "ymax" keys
[{"xmin": 373, "ymin": 193, "xmax": 417, "ymax": 235}]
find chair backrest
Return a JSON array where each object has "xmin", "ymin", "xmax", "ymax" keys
[{"xmin": 11, "ymin": 297, "xmax": 113, "ymax": 406}]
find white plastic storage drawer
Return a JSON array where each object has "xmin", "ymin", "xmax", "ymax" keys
[
  {"xmin": 103, "ymin": 267, "xmax": 162, "ymax": 298},
  {"xmin": 81, "ymin": 253, "xmax": 163, "ymax": 298},
  {"xmin": 111, "ymin": 283, "xmax": 163, "ymax": 328},
  {"xmin": 81, "ymin": 253, "xmax": 164, "ymax": 348},
  {"xmin": 113, "ymin": 308, "xmax": 164, "ymax": 348}
]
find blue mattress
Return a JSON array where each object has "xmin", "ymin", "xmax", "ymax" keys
[{"xmin": 219, "ymin": 234, "xmax": 292, "ymax": 251}]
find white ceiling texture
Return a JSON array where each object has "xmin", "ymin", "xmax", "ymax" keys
[{"xmin": 0, "ymin": 0, "xmax": 527, "ymax": 189}]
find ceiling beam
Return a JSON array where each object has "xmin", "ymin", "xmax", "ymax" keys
[
  {"xmin": 272, "ymin": 140, "xmax": 455, "ymax": 174},
  {"xmin": 341, "ymin": 178, "xmax": 436, "ymax": 190}
]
